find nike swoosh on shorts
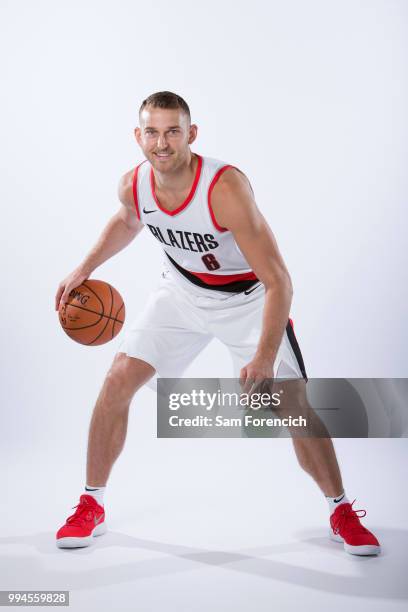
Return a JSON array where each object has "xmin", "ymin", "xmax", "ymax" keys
[{"xmin": 244, "ymin": 283, "xmax": 261, "ymax": 295}]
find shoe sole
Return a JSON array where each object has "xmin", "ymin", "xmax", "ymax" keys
[
  {"xmin": 329, "ymin": 530, "xmax": 381, "ymax": 555},
  {"xmin": 56, "ymin": 522, "xmax": 107, "ymax": 548}
]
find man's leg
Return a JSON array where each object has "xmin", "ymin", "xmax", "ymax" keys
[
  {"xmin": 292, "ymin": 437, "xmax": 343, "ymax": 497},
  {"xmin": 276, "ymin": 377, "xmax": 381, "ymax": 554},
  {"xmin": 56, "ymin": 352, "xmax": 155, "ymax": 548},
  {"xmin": 278, "ymin": 378, "xmax": 343, "ymax": 497},
  {"xmin": 86, "ymin": 352, "xmax": 155, "ymax": 486},
  {"xmin": 217, "ymin": 283, "xmax": 380, "ymax": 554}
]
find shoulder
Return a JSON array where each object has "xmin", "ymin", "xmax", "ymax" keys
[
  {"xmin": 210, "ymin": 166, "xmax": 257, "ymax": 230},
  {"xmin": 117, "ymin": 169, "xmax": 134, "ymax": 209},
  {"xmin": 211, "ymin": 166, "xmax": 254, "ymax": 200},
  {"xmin": 117, "ymin": 166, "xmax": 140, "ymax": 209}
]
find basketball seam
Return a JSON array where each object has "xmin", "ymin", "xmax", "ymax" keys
[
  {"xmin": 82, "ymin": 281, "xmax": 105, "ymax": 317},
  {"xmin": 88, "ymin": 284, "xmax": 114, "ymax": 345},
  {"xmin": 60, "ymin": 318, "xmax": 104, "ymax": 331},
  {"xmin": 62, "ymin": 302, "xmax": 124, "ymax": 324},
  {"xmin": 112, "ymin": 302, "xmax": 125, "ymax": 339}
]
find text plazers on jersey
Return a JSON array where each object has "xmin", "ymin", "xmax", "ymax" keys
[{"xmin": 146, "ymin": 223, "xmax": 219, "ymax": 253}]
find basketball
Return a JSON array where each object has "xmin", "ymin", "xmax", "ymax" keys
[{"xmin": 58, "ymin": 279, "xmax": 125, "ymax": 346}]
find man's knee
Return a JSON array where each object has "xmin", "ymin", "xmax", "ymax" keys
[
  {"xmin": 103, "ymin": 353, "xmax": 155, "ymax": 401},
  {"xmin": 276, "ymin": 379, "xmax": 309, "ymax": 416}
]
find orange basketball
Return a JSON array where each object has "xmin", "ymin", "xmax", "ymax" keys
[{"xmin": 58, "ymin": 279, "xmax": 125, "ymax": 346}]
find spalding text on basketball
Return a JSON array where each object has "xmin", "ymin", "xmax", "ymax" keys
[{"xmin": 69, "ymin": 289, "xmax": 90, "ymax": 305}]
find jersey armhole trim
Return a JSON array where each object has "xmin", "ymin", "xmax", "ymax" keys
[
  {"xmin": 208, "ymin": 164, "xmax": 236, "ymax": 232},
  {"xmin": 132, "ymin": 161, "xmax": 146, "ymax": 220}
]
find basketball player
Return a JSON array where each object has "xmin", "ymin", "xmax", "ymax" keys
[{"xmin": 55, "ymin": 91, "xmax": 380, "ymax": 555}]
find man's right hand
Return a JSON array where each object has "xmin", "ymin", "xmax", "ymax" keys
[{"xmin": 55, "ymin": 266, "xmax": 91, "ymax": 312}]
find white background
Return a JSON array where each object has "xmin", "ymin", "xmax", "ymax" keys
[
  {"xmin": 0, "ymin": 1, "xmax": 407, "ymax": 610},
  {"xmin": 1, "ymin": 0, "xmax": 407, "ymax": 448}
]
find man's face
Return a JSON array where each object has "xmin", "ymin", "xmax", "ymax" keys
[{"xmin": 135, "ymin": 107, "xmax": 197, "ymax": 173}]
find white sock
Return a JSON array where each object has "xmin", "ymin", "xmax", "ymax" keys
[
  {"xmin": 326, "ymin": 491, "xmax": 349, "ymax": 514},
  {"xmin": 84, "ymin": 485, "xmax": 106, "ymax": 507}
]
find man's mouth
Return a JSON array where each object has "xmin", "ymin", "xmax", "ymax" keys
[{"xmin": 154, "ymin": 152, "xmax": 172, "ymax": 158}]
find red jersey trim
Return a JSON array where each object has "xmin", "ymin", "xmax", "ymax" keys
[
  {"xmin": 132, "ymin": 161, "xmax": 147, "ymax": 220},
  {"xmin": 188, "ymin": 269, "xmax": 257, "ymax": 285},
  {"xmin": 208, "ymin": 165, "xmax": 237, "ymax": 233},
  {"xmin": 149, "ymin": 154, "xmax": 203, "ymax": 216}
]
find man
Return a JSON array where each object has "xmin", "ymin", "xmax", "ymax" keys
[{"xmin": 55, "ymin": 91, "xmax": 380, "ymax": 555}]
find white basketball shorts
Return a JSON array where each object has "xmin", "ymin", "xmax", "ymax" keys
[{"xmin": 117, "ymin": 269, "xmax": 307, "ymax": 390}]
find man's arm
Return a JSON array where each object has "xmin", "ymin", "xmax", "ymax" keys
[
  {"xmin": 55, "ymin": 169, "xmax": 143, "ymax": 311},
  {"xmin": 210, "ymin": 168, "xmax": 293, "ymax": 389},
  {"xmin": 79, "ymin": 170, "xmax": 144, "ymax": 274}
]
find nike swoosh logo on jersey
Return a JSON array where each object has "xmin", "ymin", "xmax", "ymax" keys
[
  {"xmin": 94, "ymin": 514, "xmax": 104, "ymax": 526},
  {"xmin": 143, "ymin": 207, "xmax": 157, "ymax": 214},
  {"xmin": 244, "ymin": 283, "xmax": 261, "ymax": 295}
]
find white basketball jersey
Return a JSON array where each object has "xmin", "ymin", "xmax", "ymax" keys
[{"xmin": 132, "ymin": 153, "xmax": 258, "ymax": 292}]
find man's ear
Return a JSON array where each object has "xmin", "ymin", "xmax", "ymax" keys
[
  {"xmin": 188, "ymin": 124, "xmax": 198, "ymax": 145},
  {"xmin": 134, "ymin": 127, "xmax": 141, "ymax": 145}
]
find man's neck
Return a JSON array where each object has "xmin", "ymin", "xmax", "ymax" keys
[{"xmin": 152, "ymin": 151, "xmax": 197, "ymax": 196}]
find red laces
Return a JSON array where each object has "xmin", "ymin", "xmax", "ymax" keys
[
  {"xmin": 332, "ymin": 499, "xmax": 368, "ymax": 535},
  {"xmin": 66, "ymin": 498, "xmax": 97, "ymax": 528}
]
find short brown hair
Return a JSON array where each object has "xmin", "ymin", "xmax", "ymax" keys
[{"xmin": 139, "ymin": 91, "xmax": 191, "ymax": 123}]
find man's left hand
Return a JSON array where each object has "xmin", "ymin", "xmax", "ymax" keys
[{"xmin": 240, "ymin": 356, "xmax": 275, "ymax": 395}]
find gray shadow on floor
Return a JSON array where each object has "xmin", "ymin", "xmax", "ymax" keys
[{"xmin": 0, "ymin": 527, "xmax": 406, "ymax": 600}]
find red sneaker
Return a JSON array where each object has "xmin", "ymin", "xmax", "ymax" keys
[
  {"xmin": 330, "ymin": 499, "xmax": 381, "ymax": 555},
  {"xmin": 56, "ymin": 494, "xmax": 106, "ymax": 548}
]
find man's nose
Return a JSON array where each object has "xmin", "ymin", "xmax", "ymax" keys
[{"xmin": 157, "ymin": 134, "xmax": 168, "ymax": 149}]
